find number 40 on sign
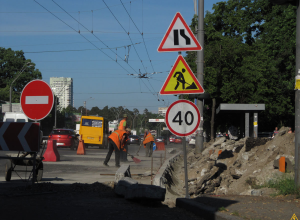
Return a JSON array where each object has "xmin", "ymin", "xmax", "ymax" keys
[{"xmin": 165, "ymin": 100, "xmax": 201, "ymax": 137}]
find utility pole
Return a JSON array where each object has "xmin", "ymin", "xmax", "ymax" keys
[
  {"xmin": 295, "ymin": 0, "xmax": 300, "ymax": 187},
  {"xmin": 195, "ymin": 0, "xmax": 204, "ymax": 153},
  {"xmin": 9, "ymin": 62, "xmax": 32, "ymax": 112},
  {"xmin": 84, "ymin": 101, "xmax": 87, "ymax": 116}
]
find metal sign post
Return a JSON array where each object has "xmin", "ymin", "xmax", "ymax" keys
[{"xmin": 165, "ymin": 99, "xmax": 201, "ymax": 199}]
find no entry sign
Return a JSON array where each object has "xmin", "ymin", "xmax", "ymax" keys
[
  {"xmin": 21, "ymin": 80, "xmax": 54, "ymax": 120},
  {"xmin": 165, "ymin": 100, "xmax": 200, "ymax": 136}
]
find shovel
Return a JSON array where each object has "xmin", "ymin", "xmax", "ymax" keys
[{"xmin": 127, "ymin": 153, "xmax": 141, "ymax": 164}]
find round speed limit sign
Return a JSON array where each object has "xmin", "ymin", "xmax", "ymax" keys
[{"xmin": 165, "ymin": 100, "xmax": 201, "ymax": 136}]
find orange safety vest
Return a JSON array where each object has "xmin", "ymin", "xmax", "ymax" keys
[
  {"xmin": 118, "ymin": 119, "xmax": 126, "ymax": 130},
  {"xmin": 143, "ymin": 132, "xmax": 154, "ymax": 147},
  {"xmin": 108, "ymin": 130, "xmax": 127, "ymax": 150}
]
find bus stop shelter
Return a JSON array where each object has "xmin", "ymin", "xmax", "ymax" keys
[{"xmin": 216, "ymin": 104, "xmax": 265, "ymax": 138}]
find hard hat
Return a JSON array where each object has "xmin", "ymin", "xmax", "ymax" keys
[
  {"xmin": 126, "ymin": 128, "xmax": 131, "ymax": 132},
  {"xmin": 123, "ymin": 114, "xmax": 127, "ymax": 118},
  {"xmin": 145, "ymin": 129, "xmax": 148, "ymax": 132}
]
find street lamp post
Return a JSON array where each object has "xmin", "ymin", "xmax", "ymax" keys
[{"xmin": 9, "ymin": 62, "xmax": 32, "ymax": 112}]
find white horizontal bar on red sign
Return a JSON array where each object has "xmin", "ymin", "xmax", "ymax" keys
[{"xmin": 25, "ymin": 96, "xmax": 48, "ymax": 104}]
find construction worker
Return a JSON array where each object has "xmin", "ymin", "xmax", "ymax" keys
[
  {"xmin": 143, "ymin": 129, "xmax": 154, "ymax": 157},
  {"xmin": 118, "ymin": 114, "xmax": 128, "ymax": 130},
  {"xmin": 103, "ymin": 128, "xmax": 131, "ymax": 167},
  {"xmin": 118, "ymin": 114, "xmax": 129, "ymax": 162}
]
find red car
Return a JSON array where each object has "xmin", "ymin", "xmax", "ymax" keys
[
  {"xmin": 174, "ymin": 137, "xmax": 182, "ymax": 144},
  {"xmin": 169, "ymin": 135, "xmax": 176, "ymax": 143},
  {"xmin": 48, "ymin": 129, "xmax": 79, "ymax": 150}
]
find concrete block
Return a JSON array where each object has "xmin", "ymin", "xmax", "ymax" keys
[
  {"xmin": 114, "ymin": 177, "xmax": 138, "ymax": 197},
  {"xmin": 115, "ymin": 164, "xmax": 131, "ymax": 183},
  {"xmin": 168, "ymin": 148, "xmax": 177, "ymax": 154},
  {"xmin": 125, "ymin": 184, "xmax": 166, "ymax": 201},
  {"xmin": 251, "ymin": 189, "xmax": 262, "ymax": 196},
  {"xmin": 213, "ymin": 137, "xmax": 226, "ymax": 146}
]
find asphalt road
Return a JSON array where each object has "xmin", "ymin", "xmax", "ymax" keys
[{"xmin": 0, "ymin": 142, "xmax": 182, "ymax": 186}]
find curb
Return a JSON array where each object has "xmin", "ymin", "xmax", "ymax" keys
[
  {"xmin": 153, "ymin": 150, "xmax": 182, "ymax": 187},
  {"xmin": 176, "ymin": 198, "xmax": 242, "ymax": 220}
]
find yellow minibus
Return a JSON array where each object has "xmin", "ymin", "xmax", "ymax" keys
[{"xmin": 79, "ymin": 116, "xmax": 108, "ymax": 148}]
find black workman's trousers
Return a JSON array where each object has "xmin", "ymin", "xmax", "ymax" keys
[
  {"xmin": 145, "ymin": 141, "xmax": 153, "ymax": 157},
  {"xmin": 104, "ymin": 139, "xmax": 120, "ymax": 166}
]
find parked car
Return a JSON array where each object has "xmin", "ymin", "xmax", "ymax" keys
[
  {"xmin": 48, "ymin": 129, "xmax": 79, "ymax": 150},
  {"xmin": 169, "ymin": 135, "xmax": 176, "ymax": 143},
  {"xmin": 189, "ymin": 136, "xmax": 195, "ymax": 145},
  {"xmin": 128, "ymin": 135, "xmax": 140, "ymax": 145},
  {"xmin": 174, "ymin": 136, "xmax": 182, "ymax": 144},
  {"xmin": 155, "ymin": 136, "xmax": 167, "ymax": 145}
]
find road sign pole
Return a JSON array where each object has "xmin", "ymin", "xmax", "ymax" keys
[
  {"xmin": 195, "ymin": 0, "xmax": 204, "ymax": 154},
  {"xmin": 295, "ymin": 0, "xmax": 300, "ymax": 187},
  {"xmin": 180, "ymin": 94, "xmax": 190, "ymax": 199}
]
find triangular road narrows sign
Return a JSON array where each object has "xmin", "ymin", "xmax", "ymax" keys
[
  {"xmin": 160, "ymin": 55, "xmax": 204, "ymax": 95},
  {"xmin": 157, "ymin": 12, "xmax": 202, "ymax": 52}
]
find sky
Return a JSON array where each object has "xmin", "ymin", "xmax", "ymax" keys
[{"xmin": 1, "ymin": 0, "xmax": 221, "ymax": 113}]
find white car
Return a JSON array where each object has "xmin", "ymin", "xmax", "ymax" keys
[{"xmin": 189, "ymin": 136, "xmax": 195, "ymax": 145}]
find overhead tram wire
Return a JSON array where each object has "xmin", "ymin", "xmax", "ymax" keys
[
  {"xmin": 34, "ymin": 0, "xmax": 134, "ymax": 75},
  {"xmin": 2, "ymin": 0, "xmax": 139, "ymax": 14},
  {"xmin": 120, "ymin": 0, "xmax": 166, "ymax": 102},
  {"xmin": 102, "ymin": 0, "xmax": 160, "ymax": 99},
  {"xmin": 120, "ymin": 0, "xmax": 155, "ymax": 73},
  {"xmin": 24, "ymin": 42, "xmax": 141, "ymax": 53},
  {"xmin": 51, "ymin": 0, "xmax": 139, "ymax": 75},
  {"xmin": 102, "ymin": 0, "xmax": 147, "ymax": 74}
]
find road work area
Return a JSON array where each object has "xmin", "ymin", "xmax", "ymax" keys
[
  {"xmin": 0, "ymin": 143, "xmax": 205, "ymax": 220},
  {"xmin": 1, "ymin": 139, "xmax": 299, "ymax": 220}
]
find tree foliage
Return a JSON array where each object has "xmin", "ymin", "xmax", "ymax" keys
[
  {"xmin": 185, "ymin": 0, "xmax": 296, "ymax": 134},
  {"xmin": 0, "ymin": 47, "xmax": 42, "ymax": 102}
]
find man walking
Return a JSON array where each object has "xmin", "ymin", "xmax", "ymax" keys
[
  {"xmin": 143, "ymin": 129, "xmax": 154, "ymax": 157},
  {"xmin": 103, "ymin": 128, "xmax": 131, "ymax": 167}
]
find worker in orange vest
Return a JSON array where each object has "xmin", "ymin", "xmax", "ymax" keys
[
  {"xmin": 118, "ymin": 114, "xmax": 128, "ymax": 130},
  {"xmin": 143, "ymin": 129, "xmax": 154, "ymax": 157},
  {"xmin": 103, "ymin": 128, "xmax": 131, "ymax": 167},
  {"xmin": 118, "ymin": 114, "xmax": 129, "ymax": 162}
]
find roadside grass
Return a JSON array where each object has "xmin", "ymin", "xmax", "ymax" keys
[
  {"xmin": 218, "ymin": 207, "xmax": 228, "ymax": 212},
  {"xmin": 266, "ymin": 174, "xmax": 300, "ymax": 196},
  {"xmin": 231, "ymin": 211, "xmax": 239, "ymax": 216}
]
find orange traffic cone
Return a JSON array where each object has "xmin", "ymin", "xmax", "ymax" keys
[
  {"xmin": 77, "ymin": 140, "xmax": 86, "ymax": 155},
  {"xmin": 43, "ymin": 139, "xmax": 60, "ymax": 161}
]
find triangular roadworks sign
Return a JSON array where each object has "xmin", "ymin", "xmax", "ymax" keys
[
  {"xmin": 160, "ymin": 55, "xmax": 204, "ymax": 95},
  {"xmin": 157, "ymin": 12, "xmax": 202, "ymax": 52}
]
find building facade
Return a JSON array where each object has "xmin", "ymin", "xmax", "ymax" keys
[
  {"xmin": 158, "ymin": 107, "xmax": 168, "ymax": 117},
  {"xmin": 50, "ymin": 77, "xmax": 73, "ymax": 110}
]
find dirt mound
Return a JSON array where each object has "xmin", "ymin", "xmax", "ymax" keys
[{"xmin": 170, "ymin": 126, "xmax": 295, "ymax": 197}]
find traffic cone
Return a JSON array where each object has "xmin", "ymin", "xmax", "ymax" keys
[
  {"xmin": 77, "ymin": 140, "xmax": 86, "ymax": 155},
  {"xmin": 43, "ymin": 139, "xmax": 60, "ymax": 162}
]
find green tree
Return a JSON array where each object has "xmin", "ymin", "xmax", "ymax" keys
[
  {"xmin": 0, "ymin": 47, "xmax": 42, "ymax": 102},
  {"xmin": 185, "ymin": 0, "xmax": 296, "ymax": 134}
]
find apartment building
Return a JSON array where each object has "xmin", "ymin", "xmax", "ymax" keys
[{"xmin": 50, "ymin": 77, "xmax": 73, "ymax": 110}]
